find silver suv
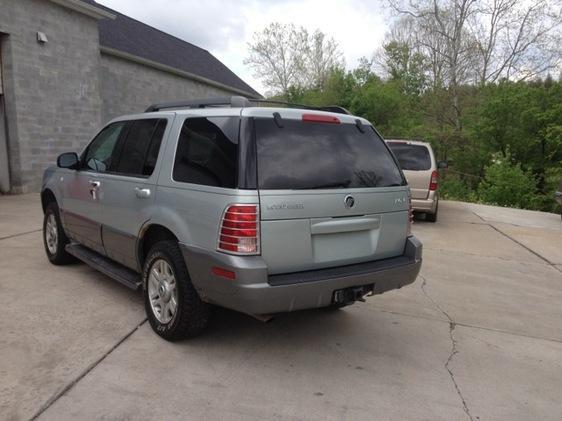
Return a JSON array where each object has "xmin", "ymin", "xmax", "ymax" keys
[{"xmin": 41, "ymin": 97, "xmax": 422, "ymax": 340}]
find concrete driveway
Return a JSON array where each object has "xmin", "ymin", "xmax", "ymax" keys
[{"xmin": 1, "ymin": 195, "xmax": 561, "ymax": 421}]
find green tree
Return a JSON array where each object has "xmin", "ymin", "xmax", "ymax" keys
[
  {"xmin": 477, "ymin": 151, "xmax": 537, "ymax": 209},
  {"xmin": 383, "ymin": 41, "xmax": 427, "ymax": 96}
]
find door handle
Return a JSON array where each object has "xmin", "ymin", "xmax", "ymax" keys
[
  {"xmin": 134, "ymin": 187, "xmax": 151, "ymax": 199},
  {"xmin": 88, "ymin": 180, "xmax": 100, "ymax": 200},
  {"xmin": 311, "ymin": 217, "xmax": 381, "ymax": 235}
]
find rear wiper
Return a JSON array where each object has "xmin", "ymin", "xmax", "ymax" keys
[
  {"xmin": 273, "ymin": 112, "xmax": 284, "ymax": 128},
  {"xmin": 355, "ymin": 119, "xmax": 365, "ymax": 133}
]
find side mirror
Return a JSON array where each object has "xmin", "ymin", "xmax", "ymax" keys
[
  {"xmin": 57, "ymin": 152, "xmax": 80, "ymax": 169},
  {"xmin": 437, "ymin": 160, "xmax": 448, "ymax": 169}
]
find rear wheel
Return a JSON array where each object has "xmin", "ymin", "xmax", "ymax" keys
[
  {"xmin": 426, "ymin": 201, "xmax": 438, "ymax": 222},
  {"xmin": 143, "ymin": 240, "xmax": 210, "ymax": 341},
  {"xmin": 43, "ymin": 202, "xmax": 74, "ymax": 265}
]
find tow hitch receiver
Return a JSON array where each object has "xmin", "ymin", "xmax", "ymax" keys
[{"xmin": 333, "ymin": 284, "xmax": 374, "ymax": 305}]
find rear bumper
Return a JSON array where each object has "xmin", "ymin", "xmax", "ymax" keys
[
  {"xmin": 412, "ymin": 191, "xmax": 438, "ymax": 213},
  {"xmin": 555, "ymin": 191, "xmax": 562, "ymax": 205},
  {"xmin": 180, "ymin": 236, "xmax": 422, "ymax": 316}
]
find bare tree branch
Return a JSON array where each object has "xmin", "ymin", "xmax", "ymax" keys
[{"xmin": 245, "ymin": 23, "xmax": 344, "ymax": 96}]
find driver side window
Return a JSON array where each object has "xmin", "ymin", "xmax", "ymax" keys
[{"xmin": 83, "ymin": 122, "xmax": 126, "ymax": 172}]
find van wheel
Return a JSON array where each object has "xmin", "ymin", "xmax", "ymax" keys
[
  {"xmin": 143, "ymin": 241, "xmax": 210, "ymax": 341},
  {"xmin": 43, "ymin": 202, "xmax": 74, "ymax": 265},
  {"xmin": 426, "ymin": 202, "xmax": 438, "ymax": 222}
]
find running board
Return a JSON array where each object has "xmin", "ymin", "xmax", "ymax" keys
[{"xmin": 65, "ymin": 244, "xmax": 142, "ymax": 290}]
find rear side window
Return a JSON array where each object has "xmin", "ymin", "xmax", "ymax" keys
[
  {"xmin": 143, "ymin": 120, "xmax": 166, "ymax": 176},
  {"xmin": 387, "ymin": 142, "xmax": 431, "ymax": 171},
  {"xmin": 115, "ymin": 119, "xmax": 167, "ymax": 176},
  {"xmin": 173, "ymin": 117, "xmax": 238, "ymax": 188},
  {"xmin": 254, "ymin": 119, "xmax": 404, "ymax": 190}
]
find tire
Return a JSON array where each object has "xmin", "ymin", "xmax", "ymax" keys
[
  {"xmin": 426, "ymin": 202, "xmax": 438, "ymax": 222},
  {"xmin": 43, "ymin": 202, "xmax": 74, "ymax": 265},
  {"xmin": 143, "ymin": 240, "xmax": 210, "ymax": 341}
]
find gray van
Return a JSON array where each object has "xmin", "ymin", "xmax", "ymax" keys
[{"xmin": 41, "ymin": 97, "xmax": 422, "ymax": 340}]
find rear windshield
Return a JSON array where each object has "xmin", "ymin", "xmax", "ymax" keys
[
  {"xmin": 254, "ymin": 118, "xmax": 405, "ymax": 190},
  {"xmin": 387, "ymin": 142, "xmax": 431, "ymax": 171}
]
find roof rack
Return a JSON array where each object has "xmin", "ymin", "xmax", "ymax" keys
[
  {"xmin": 145, "ymin": 96, "xmax": 250, "ymax": 112},
  {"xmin": 145, "ymin": 96, "xmax": 350, "ymax": 115}
]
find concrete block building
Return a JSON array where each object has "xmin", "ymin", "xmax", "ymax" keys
[{"xmin": 0, "ymin": 0, "xmax": 260, "ymax": 193}]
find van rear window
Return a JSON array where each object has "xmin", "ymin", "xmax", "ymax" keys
[
  {"xmin": 387, "ymin": 142, "xmax": 431, "ymax": 171},
  {"xmin": 254, "ymin": 118, "xmax": 405, "ymax": 190}
]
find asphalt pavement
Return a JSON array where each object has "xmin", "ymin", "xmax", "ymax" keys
[{"xmin": 1, "ymin": 195, "xmax": 561, "ymax": 421}]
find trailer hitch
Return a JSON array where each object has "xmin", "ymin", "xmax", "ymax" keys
[{"xmin": 333, "ymin": 284, "xmax": 374, "ymax": 305}]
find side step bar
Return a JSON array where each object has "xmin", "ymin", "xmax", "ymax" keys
[{"xmin": 66, "ymin": 244, "xmax": 142, "ymax": 290}]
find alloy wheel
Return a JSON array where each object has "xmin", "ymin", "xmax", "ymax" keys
[{"xmin": 147, "ymin": 258, "xmax": 178, "ymax": 324}]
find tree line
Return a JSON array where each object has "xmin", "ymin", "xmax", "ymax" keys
[{"xmin": 245, "ymin": 0, "xmax": 562, "ymax": 212}]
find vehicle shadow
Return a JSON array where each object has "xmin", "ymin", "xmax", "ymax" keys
[
  {"xmin": 75, "ymin": 260, "xmax": 399, "ymax": 352},
  {"xmin": 193, "ymin": 304, "xmax": 382, "ymax": 348},
  {"xmin": 413, "ymin": 212, "xmax": 431, "ymax": 222}
]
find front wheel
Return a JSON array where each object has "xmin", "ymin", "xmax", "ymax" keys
[
  {"xmin": 143, "ymin": 241, "xmax": 210, "ymax": 341},
  {"xmin": 43, "ymin": 202, "xmax": 74, "ymax": 265}
]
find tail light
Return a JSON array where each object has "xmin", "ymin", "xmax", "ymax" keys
[
  {"xmin": 407, "ymin": 196, "xmax": 413, "ymax": 236},
  {"xmin": 302, "ymin": 114, "xmax": 341, "ymax": 124},
  {"xmin": 218, "ymin": 204, "xmax": 259, "ymax": 255},
  {"xmin": 429, "ymin": 170, "xmax": 439, "ymax": 191}
]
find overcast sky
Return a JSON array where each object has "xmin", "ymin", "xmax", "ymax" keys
[{"xmin": 96, "ymin": 0, "xmax": 392, "ymax": 95}]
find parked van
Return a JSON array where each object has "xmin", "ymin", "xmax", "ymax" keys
[{"xmin": 386, "ymin": 139, "xmax": 444, "ymax": 222}]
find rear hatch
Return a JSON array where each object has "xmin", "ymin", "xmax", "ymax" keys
[
  {"xmin": 387, "ymin": 141, "xmax": 434, "ymax": 200},
  {"xmin": 247, "ymin": 109, "xmax": 410, "ymax": 275}
]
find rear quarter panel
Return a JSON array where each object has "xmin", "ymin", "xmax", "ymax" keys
[{"xmin": 150, "ymin": 112, "xmax": 259, "ymax": 248}]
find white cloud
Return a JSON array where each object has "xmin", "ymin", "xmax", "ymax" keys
[{"xmin": 96, "ymin": 0, "xmax": 391, "ymax": 95}]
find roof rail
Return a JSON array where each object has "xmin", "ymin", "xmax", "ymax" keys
[
  {"xmin": 145, "ymin": 96, "xmax": 251, "ymax": 112},
  {"xmin": 250, "ymin": 99, "xmax": 350, "ymax": 115},
  {"xmin": 145, "ymin": 96, "xmax": 350, "ymax": 115}
]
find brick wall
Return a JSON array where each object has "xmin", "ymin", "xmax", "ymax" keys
[
  {"xmin": 98, "ymin": 53, "xmax": 234, "ymax": 124},
  {"xmin": 0, "ymin": 0, "xmax": 247, "ymax": 193},
  {"xmin": 0, "ymin": 0, "xmax": 103, "ymax": 193}
]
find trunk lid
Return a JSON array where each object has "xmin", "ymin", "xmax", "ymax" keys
[
  {"xmin": 248, "ymin": 110, "xmax": 410, "ymax": 275},
  {"xmin": 402, "ymin": 169, "xmax": 433, "ymax": 199}
]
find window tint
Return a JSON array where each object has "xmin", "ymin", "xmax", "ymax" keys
[
  {"xmin": 254, "ymin": 119, "xmax": 405, "ymax": 190},
  {"xmin": 84, "ymin": 122, "xmax": 126, "ymax": 173},
  {"xmin": 387, "ymin": 142, "xmax": 431, "ymax": 171},
  {"xmin": 173, "ymin": 117, "xmax": 238, "ymax": 188},
  {"xmin": 143, "ymin": 120, "xmax": 166, "ymax": 176},
  {"xmin": 116, "ymin": 119, "xmax": 165, "ymax": 176}
]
